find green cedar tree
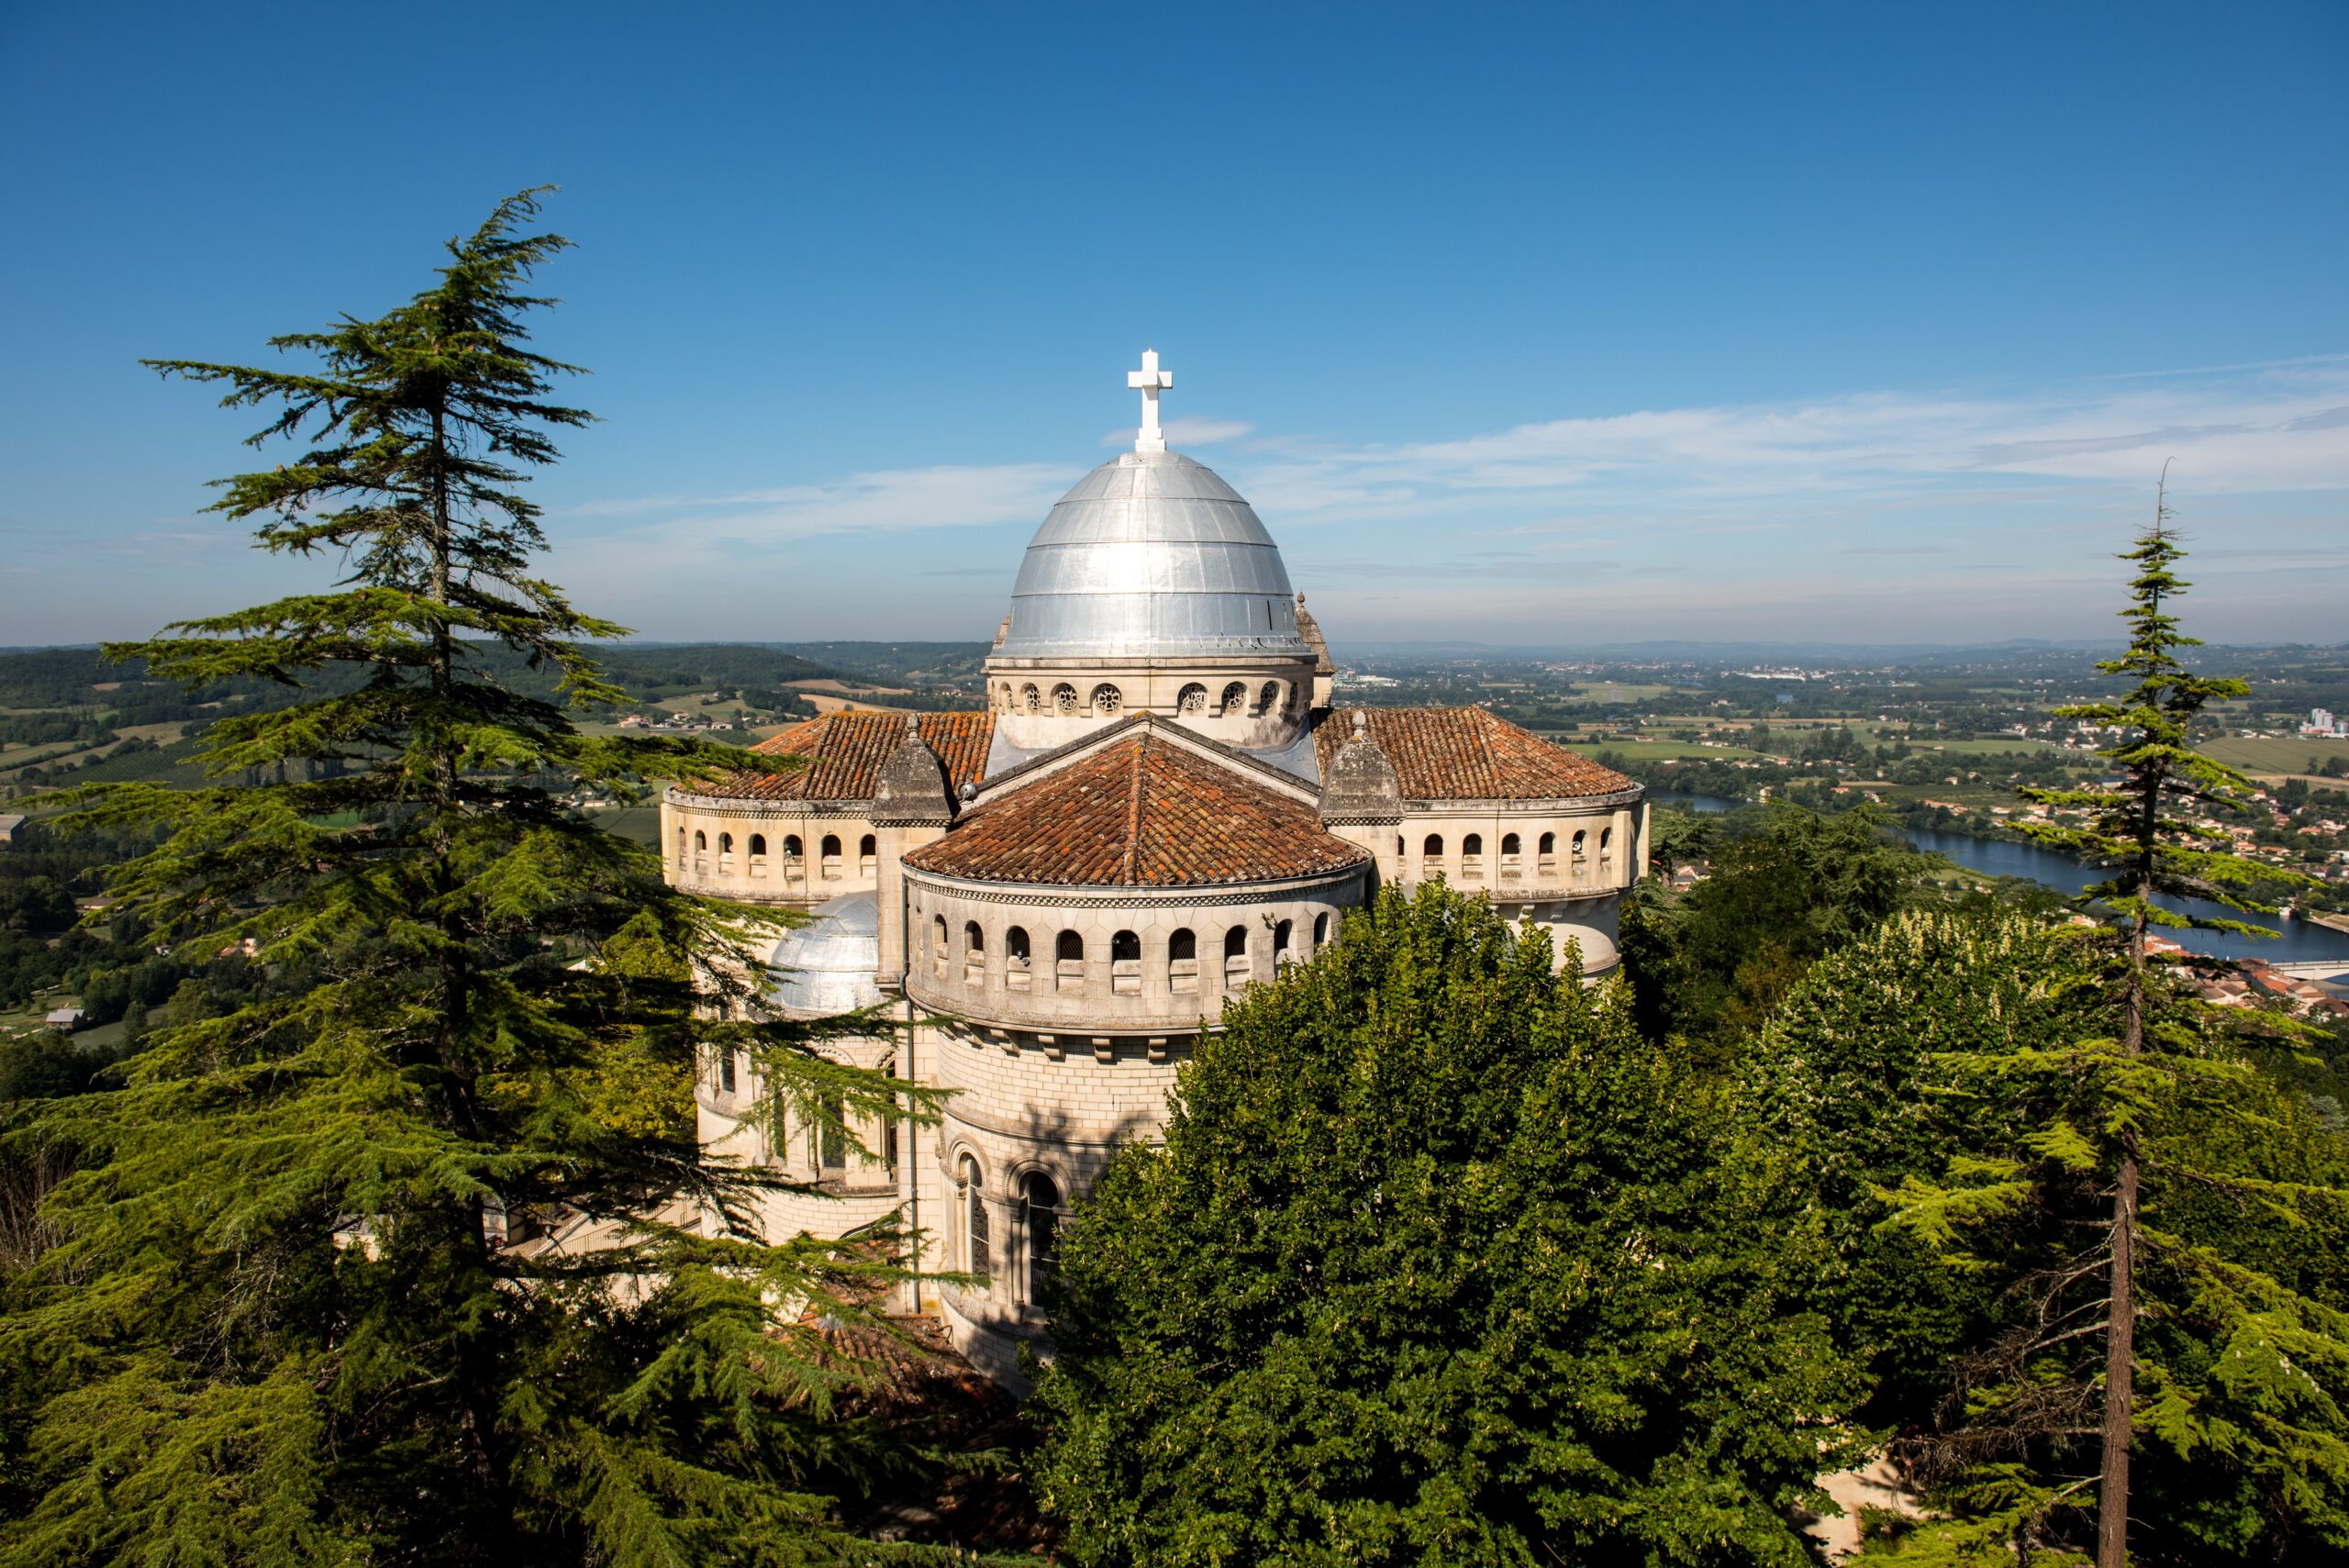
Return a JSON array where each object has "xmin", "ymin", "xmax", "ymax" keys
[
  {"xmin": 1031, "ymin": 882, "xmax": 1863, "ymax": 1567},
  {"xmin": 0, "ymin": 192, "xmax": 957, "ymax": 1566},
  {"xmin": 1876, "ymin": 484, "xmax": 2348, "ymax": 1564}
]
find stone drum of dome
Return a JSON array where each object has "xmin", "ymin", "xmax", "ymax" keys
[{"xmin": 996, "ymin": 449, "xmax": 1312, "ymax": 662}]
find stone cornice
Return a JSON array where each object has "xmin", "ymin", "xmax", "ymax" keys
[
  {"xmin": 903, "ymin": 862, "xmax": 1367, "ymax": 909},
  {"xmin": 663, "ymin": 787, "xmax": 874, "ymax": 819}
]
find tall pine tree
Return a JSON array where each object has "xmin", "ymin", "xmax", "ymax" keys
[
  {"xmin": 0, "ymin": 191, "xmax": 947, "ymax": 1565},
  {"xmin": 1880, "ymin": 480, "xmax": 2349, "ymax": 1564}
]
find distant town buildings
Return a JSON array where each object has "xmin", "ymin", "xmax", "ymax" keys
[{"xmin": 2305, "ymin": 707, "xmax": 2344, "ymax": 739}]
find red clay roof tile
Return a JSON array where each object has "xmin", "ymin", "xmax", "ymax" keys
[
  {"xmin": 905, "ymin": 732, "xmax": 1368, "ymax": 887},
  {"xmin": 1313, "ymin": 706, "xmax": 1634, "ymax": 801},
  {"xmin": 697, "ymin": 711, "xmax": 995, "ymax": 802}
]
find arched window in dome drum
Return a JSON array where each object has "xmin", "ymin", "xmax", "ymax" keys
[
  {"xmin": 1219, "ymin": 681, "xmax": 1248, "ymax": 716},
  {"xmin": 932, "ymin": 915, "xmax": 949, "ymax": 976},
  {"xmin": 1258, "ymin": 681, "xmax": 1280, "ymax": 717},
  {"xmin": 1022, "ymin": 684, "xmax": 1041, "ymax": 713},
  {"xmin": 1052, "ymin": 683, "xmax": 1078, "ymax": 715},
  {"xmin": 963, "ymin": 921, "xmax": 985, "ymax": 984},
  {"xmin": 1461, "ymin": 833, "xmax": 1484, "ymax": 879},
  {"xmin": 1111, "ymin": 929, "xmax": 1141, "ymax": 995},
  {"xmin": 1274, "ymin": 918, "xmax": 1293, "ymax": 964},
  {"xmin": 1313, "ymin": 912, "xmax": 1330, "ymax": 947},
  {"xmin": 859, "ymin": 833, "xmax": 877, "ymax": 875},
  {"xmin": 820, "ymin": 835, "xmax": 842, "ymax": 880},
  {"xmin": 1091, "ymin": 683, "xmax": 1120, "ymax": 715},
  {"xmin": 1055, "ymin": 929, "xmax": 1085, "ymax": 991},
  {"xmin": 1538, "ymin": 830, "xmax": 1556, "ymax": 871},
  {"xmin": 1177, "ymin": 683, "xmax": 1208, "ymax": 715},
  {"xmin": 693, "ymin": 830, "xmax": 707, "ymax": 852},
  {"xmin": 718, "ymin": 832, "xmax": 733, "ymax": 858},
  {"xmin": 1021, "ymin": 1172, "xmax": 1062, "ymax": 1305},
  {"xmin": 818, "ymin": 1092, "xmax": 846, "ymax": 1177},
  {"xmin": 1005, "ymin": 925, "xmax": 1031, "ymax": 990},
  {"xmin": 1168, "ymin": 928, "xmax": 1197, "ymax": 994},
  {"xmin": 1422, "ymin": 834, "xmax": 1443, "ymax": 866},
  {"xmin": 749, "ymin": 833, "xmax": 766, "ymax": 859},
  {"xmin": 675, "ymin": 826, "xmax": 685, "ymax": 863},
  {"xmin": 1599, "ymin": 827, "xmax": 1613, "ymax": 861},
  {"xmin": 1223, "ymin": 924, "xmax": 1251, "ymax": 988},
  {"xmin": 958, "ymin": 1153, "xmax": 988, "ymax": 1277},
  {"xmin": 784, "ymin": 833, "xmax": 803, "ymax": 860}
]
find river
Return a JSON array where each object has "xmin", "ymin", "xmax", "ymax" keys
[{"xmin": 1653, "ymin": 793, "xmax": 2349, "ymax": 963}]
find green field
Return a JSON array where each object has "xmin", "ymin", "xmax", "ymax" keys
[
  {"xmin": 2205, "ymin": 735, "xmax": 2349, "ymax": 777},
  {"xmin": 1908, "ymin": 738, "xmax": 2062, "ymax": 757},
  {"xmin": 1554, "ymin": 738, "xmax": 1773, "ymax": 762},
  {"xmin": 1570, "ymin": 683, "xmax": 1679, "ymax": 704}
]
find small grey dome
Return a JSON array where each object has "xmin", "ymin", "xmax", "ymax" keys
[
  {"xmin": 764, "ymin": 893, "xmax": 884, "ymax": 1017},
  {"xmin": 996, "ymin": 450, "xmax": 1312, "ymax": 661}
]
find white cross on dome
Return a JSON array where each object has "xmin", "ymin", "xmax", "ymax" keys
[{"xmin": 1127, "ymin": 349, "xmax": 1173, "ymax": 452}]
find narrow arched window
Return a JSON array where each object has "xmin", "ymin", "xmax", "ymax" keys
[
  {"xmin": 820, "ymin": 834, "xmax": 842, "ymax": 879},
  {"xmin": 1463, "ymin": 833, "xmax": 1483, "ymax": 857},
  {"xmin": 694, "ymin": 830, "xmax": 707, "ymax": 851},
  {"xmin": 859, "ymin": 833, "xmax": 877, "ymax": 875},
  {"xmin": 1258, "ymin": 681, "xmax": 1280, "ymax": 716},
  {"xmin": 1501, "ymin": 833, "xmax": 1520, "ymax": 857},
  {"xmin": 675, "ymin": 826, "xmax": 686, "ymax": 862},
  {"xmin": 818, "ymin": 1092, "xmax": 846, "ymax": 1176},
  {"xmin": 1022, "ymin": 1171, "xmax": 1062, "ymax": 1305},
  {"xmin": 1052, "ymin": 682, "xmax": 1078, "ymax": 715},
  {"xmin": 1006, "ymin": 926, "xmax": 1032, "ymax": 989},
  {"xmin": 719, "ymin": 832, "xmax": 734, "ymax": 856},
  {"xmin": 1168, "ymin": 928, "xmax": 1197, "ymax": 994},
  {"xmin": 1091, "ymin": 683, "xmax": 1120, "ymax": 714},
  {"xmin": 1273, "ymin": 918, "xmax": 1293, "ymax": 963},
  {"xmin": 1313, "ymin": 912, "xmax": 1330, "ymax": 945},
  {"xmin": 1055, "ymin": 929, "xmax": 1085, "ymax": 991},
  {"xmin": 749, "ymin": 833, "xmax": 767, "ymax": 858},
  {"xmin": 958, "ymin": 1153, "xmax": 989, "ymax": 1276},
  {"xmin": 1539, "ymin": 831, "xmax": 1555, "ymax": 856},
  {"xmin": 1111, "ymin": 929, "xmax": 1141, "ymax": 995},
  {"xmin": 784, "ymin": 834, "xmax": 803, "ymax": 860},
  {"xmin": 718, "ymin": 1046, "xmax": 736, "ymax": 1095},
  {"xmin": 1599, "ymin": 827, "xmax": 1614, "ymax": 857},
  {"xmin": 1022, "ymin": 684, "xmax": 1041, "ymax": 712},
  {"xmin": 1572, "ymin": 829, "xmax": 1587, "ymax": 858},
  {"xmin": 1423, "ymin": 833, "xmax": 1443, "ymax": 859},
  {"xmin": 1219, "ymin": 681, "xmax": 1248, "ymax": 716},
  {"xmin": 933, "ymin": 914, "xmax": 949, "ymax": 975},
  {"xmin": 964, "ymin": 921, "xmax": 985, "ymax": 984},
  {"xmin": 1223, "ymin": 924, "xmax": 1251, "ymax": 986}
]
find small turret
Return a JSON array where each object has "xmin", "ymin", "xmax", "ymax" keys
[
  {"xmin": 1318, "ymin": 709, "xmax": 1402, "ymax": 824},
  {"xmin": 872, "ymin": 715, "xmax": 955, "ymax": 826}
]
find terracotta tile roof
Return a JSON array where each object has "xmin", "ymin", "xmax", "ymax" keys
[
  {"xmin": 1313, "ymin": 706, "xmax": 1635, "ymax": 801},
  {"xmin": 697, "ymin": 711, "xmax": 996, "ymax": 802},
  {"xmin": 905, "ymin": 732, "xmax": 1369, "ymax": 887}
]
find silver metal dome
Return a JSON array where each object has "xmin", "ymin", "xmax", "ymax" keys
[
  {"xmin": 996, "ymin": 450, "xmax": 1312, "ymax": 660},
  {"xmin": 763, "ymin": 893, "xmax": 884, "ymax": 1018}
]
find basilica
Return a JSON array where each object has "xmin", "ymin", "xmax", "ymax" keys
[{"xmin": 661, "ymin": 355, "xmax": 1647, "ymax": 1382}]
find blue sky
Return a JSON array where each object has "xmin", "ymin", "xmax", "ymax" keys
[{"xmin": 3, "ymin": 2, "xmax": 2343, "ymax": 649}]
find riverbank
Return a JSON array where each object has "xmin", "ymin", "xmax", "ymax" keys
[{"xmin": 1651, "ymin": 793, "xmax": 2349, "ymax": 962}]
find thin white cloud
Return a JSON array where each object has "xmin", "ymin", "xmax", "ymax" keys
[{"xmin": 1229, "ymin": 360, "xmax": 2349, "ymax": 528}]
